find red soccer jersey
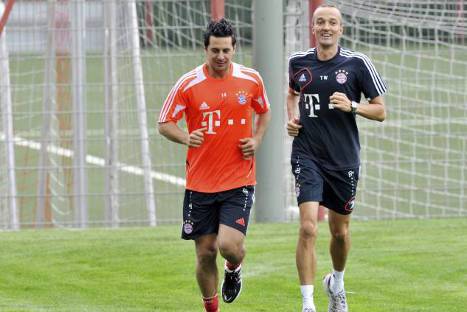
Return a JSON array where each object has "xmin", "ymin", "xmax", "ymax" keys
[{"xmin": 159, "ymin": 63, "xmax": 270, "ymax": 193}]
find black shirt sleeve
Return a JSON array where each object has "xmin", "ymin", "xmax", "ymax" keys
[
  {"xmin": 288, "ymin": 59, "xmax": 300, "ymax": 93},
  {"xmin": 357, "ymin": 55, "xmax": 387, "ymax": 100}
]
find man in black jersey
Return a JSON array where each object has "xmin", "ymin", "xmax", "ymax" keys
[{"xmin": 287, "ymin": 4, "xmax": 387, "ymax": 312}]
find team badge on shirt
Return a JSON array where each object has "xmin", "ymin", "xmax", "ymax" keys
[
  {"xmin": 236, "ymin": 91, "xmax": 248, "ymax": 105},
  {"xmin": 335, "ymin": 69, "xmax": 349, "ymax": 84}
]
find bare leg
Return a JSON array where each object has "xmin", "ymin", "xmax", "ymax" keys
[
  {"xmin": 296, "ymin": 201, "xmax": 319, "ymax": 285},
  {"xmin": 218, "ymin": 224, "xmax": 246, "ymax": 303},
  {"xmin": 195, "ymin": 234, "xmax": 219, "ymax": 298},
  {"xmin": 217, "ymin": 224, "xmax": 245, "ymax": 265},
  {"xmin": 328, "ymin": 210, "xmax": 351, "ymax": 271},
  {"xmin": 323, "ymin": 209, "xmax": 351, "ymax": 311}
]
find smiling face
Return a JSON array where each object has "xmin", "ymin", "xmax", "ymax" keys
[
  {"xmin": 205, "ymin": 35, "xmax": 235, "ymax": 77},
  {"xmin": 312, "ymin": 6, "xmax": 343, "ymax": 49}
]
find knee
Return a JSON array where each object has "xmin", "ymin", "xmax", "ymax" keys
[
  {"xmin": 196, "ymin": 245, "xmax": 217, "ymax": 266},
  {"xmin": 218, "ymin": 241, "xmax": 245, "ymax": 262},
  {"xmin": 330, "ymin": 227, "xmax": 350, "ymax": 243},
  {"xmin": 299, "ymin": 220, "xmax": 318, "ymax": 241}
]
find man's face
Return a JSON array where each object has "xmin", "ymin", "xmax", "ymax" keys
[
  {"xmin": 205, "ymin": 36, "xmax": 235, "ymax": 74},
  {"xmin": 312, "ymin": 7, "xmax": 343, "ymax": 48}
]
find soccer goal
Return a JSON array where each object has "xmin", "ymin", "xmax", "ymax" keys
[
  {"xmin": 0, "ymin": 0, "xmax": 256, "ymax": 229},
  {"xmin": 1, "ymin": 0, "xmax": 465, "ymax": 229},
  {"xmin": 284, "ymin": 0, "xmax": 466, "ymax": 219},
  {"xmin": 334, "ymin": 0, "xmax": 466, "ymax": 219},
  {"xmin": 0, "ymin": 0, "xmax": 19, "ymax": 230},
  {"xmin": 1, "ymin": 0, "xmax": 159, "ymax": 228}
]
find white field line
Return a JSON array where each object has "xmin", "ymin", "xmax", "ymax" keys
[
  {"xmin": 5, "ymin": 135, "xmax": 186, "ymax": 187},
  {"xmin": 359, "ymin": 117, "xmax": 467, "ymax": 128}
]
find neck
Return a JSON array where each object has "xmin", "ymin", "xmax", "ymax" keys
[{"xmin": 316, "ymin": 45, "xmax": 339, "ymax": 61}]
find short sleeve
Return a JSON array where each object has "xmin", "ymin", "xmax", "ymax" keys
[
  {"xmin": 158, "ymin": 80, "xmax": 188, "ymax": 123},
  {"xmin": 251, "ymin": 73, "xmax": 270, "ymax": 114},
  {"xmin": 288, "ymin": 59, "xmax": 300, "ymax": 94},
  {"xmin": 358, "ymin": 55, "xmax": 387, "ymax": 100}
]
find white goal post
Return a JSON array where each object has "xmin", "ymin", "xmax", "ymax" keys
[
  {"xmin": 2, "ymin": 0, "xmax": 157, "ymax": 228},
  {"xmin": 0, "ymin": 0, "xmax": 465, "ymax": 229},
  {"xmin": 0, "ymin": 0, "xmax": 19, "ymax": 230}
]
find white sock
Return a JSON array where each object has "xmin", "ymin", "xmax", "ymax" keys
[
  {"xmin": 331, "ymin": 269, "xmax": 345, "ymax": 292},
  {"xmin": 300, "ymin": 285, "xmax": 315, "ymax": 308},
  {"xmin": 224, "ymin": 262, "xmax": 241, "ymax": 273}
]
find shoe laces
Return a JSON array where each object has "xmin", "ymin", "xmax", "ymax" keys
[
  {"xmin": 329, "ymin": 290, "xmax": 347, "ymax": 310},
  {"xmin": 225, "ymin": 269, "xmax": 241, "ymax": 285}
]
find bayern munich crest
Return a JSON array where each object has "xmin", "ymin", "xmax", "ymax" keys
[
  {"xmin": 183, "ymin": 220, "xmax": 193, "ymax": 234},
  {"xmin": 236, "ymin": 91, "xmax": 248, "ymax": 105},
  {"xmin": 335, "ymin": 69, "xmax": 349, "ymax": 84}
]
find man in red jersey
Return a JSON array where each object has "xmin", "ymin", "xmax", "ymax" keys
[{"xmin": 158, "ymin": 18, "xmax": 271, "ymax": 312}]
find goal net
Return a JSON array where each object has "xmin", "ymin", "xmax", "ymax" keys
[
  {"xmin": 0, "ymin": 0, "xmax": 254, "ymax": 229},
  {"xmin": 1, "ymin": 0, "xmax": 160, "ymax": 228},
  {"xmin": 335, "ymin": 0, "xmax": 465, "ymax": 219},
  {"xmin": 285, "ymin": 0, "xmax": 466, "ymax": 219},
  {"xmin": 1, "ymin": 0, "xmax": 465, "ymax": 229}
]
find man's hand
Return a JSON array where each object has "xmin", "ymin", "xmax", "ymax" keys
[
  {"xmin": 330, "ymin": 92, "xmax": 352, "ymax": 112},
  {"xmin": 239, "ymin": 137, "xmax": 258, "ymax": 159},
  {"xmin": 188, "ymin": 127, "xmax": 207, "ymax": 147},
  {"xmin": 286, "ymin": 117, "xmax": 302, "ymax": 137}
]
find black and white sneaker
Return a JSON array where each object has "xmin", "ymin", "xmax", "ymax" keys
[{"xmin": 221, "ymin": 264, "xmax": 242, "ymax": 303}]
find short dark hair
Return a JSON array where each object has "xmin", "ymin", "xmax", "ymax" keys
[
  {"xmin": 203, "ymin": 18, "xmax": 236, "ymax": 48},
  {"xmin": 312, "ymin": 4, "xmax": 342, "ymax": 25}
]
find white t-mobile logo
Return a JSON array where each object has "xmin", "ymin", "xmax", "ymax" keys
[
  {"xmin": 303, "ymin": 93, "xmax": 320, "ymax": 117},
  {"xmin": 201, "ymin": 110, "xmax": 221, "ymax": 134},
  {"xmin": 303, "ymin": 93, "xmax": 334, "ymax": 117}
]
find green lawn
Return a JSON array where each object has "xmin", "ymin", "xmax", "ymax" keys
[{"xmin": 0, "ymin": 218, "xmax": 466, "ymax": 311}]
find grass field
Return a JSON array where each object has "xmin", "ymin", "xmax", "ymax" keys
[{"xmin": 0, "ymin": 218, "xmax": 466, "ymax": 311}]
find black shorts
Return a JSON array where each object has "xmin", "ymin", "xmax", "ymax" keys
[
  {"xmin": 181, "ymin": 186, "xmax": 254, "ymax": 240},
  {"xmin": 291, "ymin": 154, "xmax": 359, "ymax": 215}
]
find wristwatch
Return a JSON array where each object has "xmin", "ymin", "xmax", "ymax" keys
[{"xmin": 351, "ymin": 101, "xmax": 359, "ymax": 114}]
